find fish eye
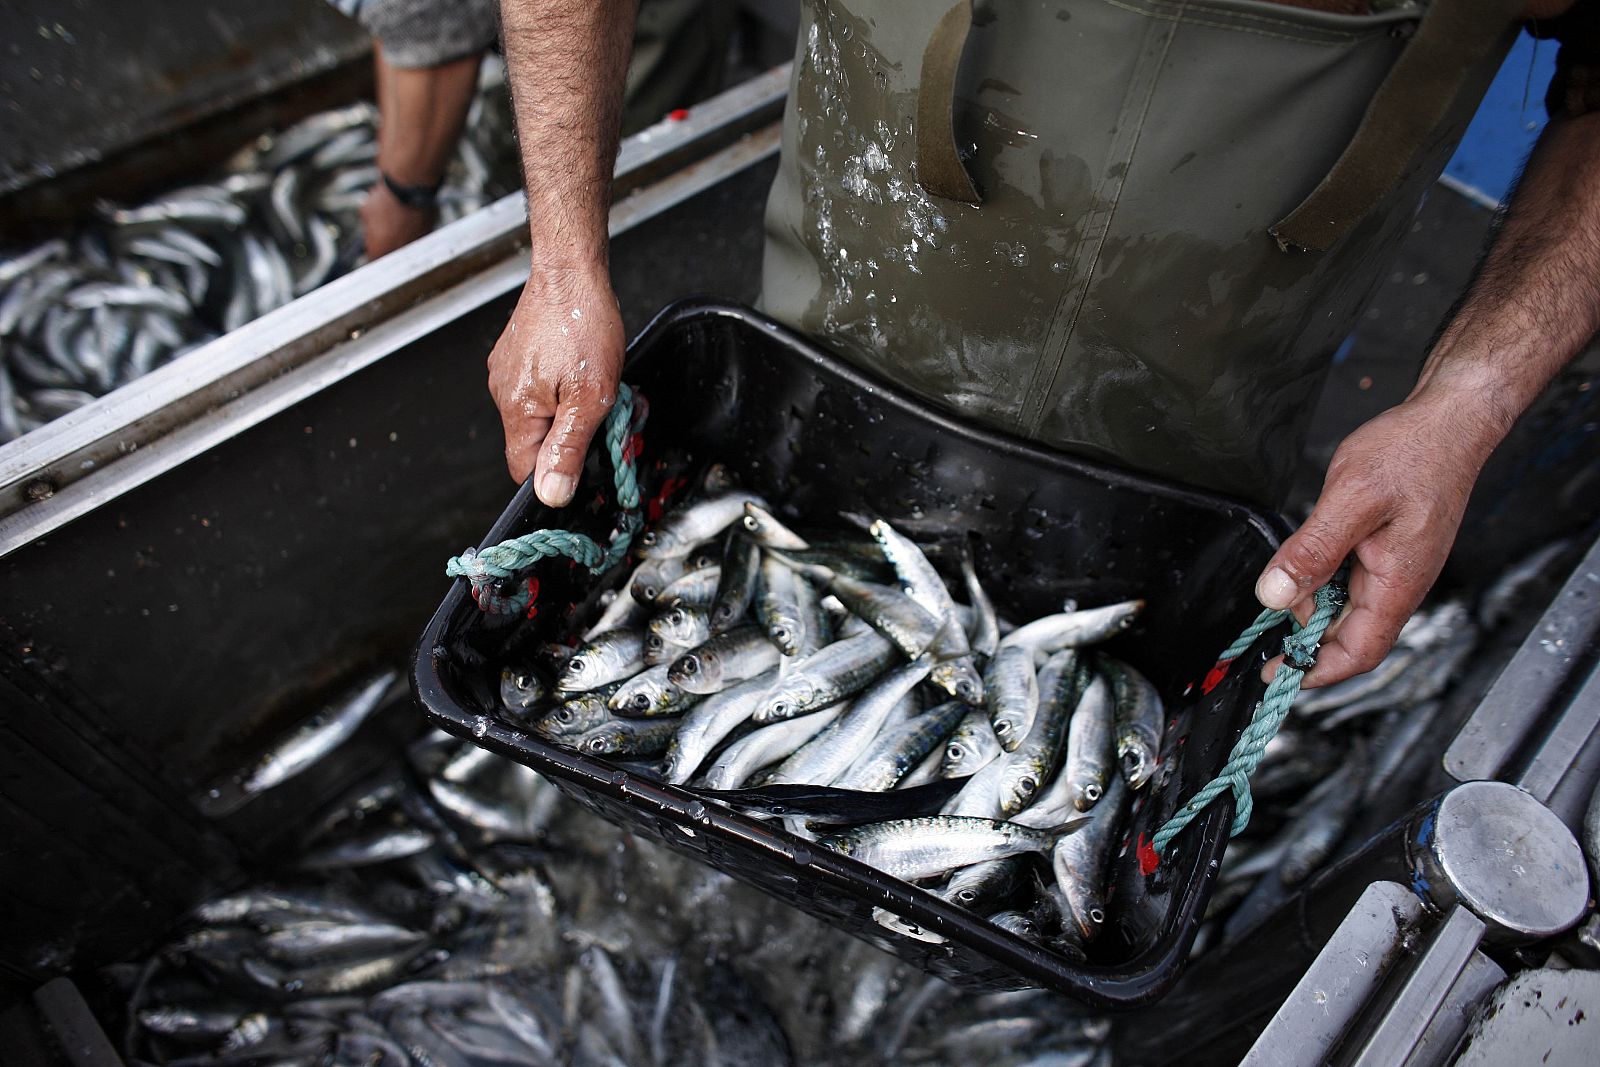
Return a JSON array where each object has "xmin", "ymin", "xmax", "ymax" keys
[
  {"xmin": 643, "ymin": 585, "xmax": 659, "ymax": 600},
  {"xmin": 515, "ymin": 673, "xmax": 533, "ymax": 689},
  {"xmin": 680, "ymin": 658, "xmax": 698, "ymax": 674},
  {"xmin": 646, "ymin": 635, "xmax": 663, "ymax": 649},
  {"xmin": 1088, "ymin": 907, "xmax": 1106, "ymax": 925},
  {"xmin": 994, "ymin": 721, "xmax": 1011, "ymax": 737},
  {"xmin": 1085, "ymin": 784, "xmax": 1103, "ymax": 802},
  {"xmin": 1018, "ymin": 775, "xmax": 1037, "ymax": 797},
  {"xmin": 956, "ymin": 889, "xmax": 977, "ymax": 904},
  {"xmin": 742, "ymin": 515, "xmax": 759, "ymax": 531},
  {"xmin": 946, "ymin": 744, "xmax": 963, "ymax": 762},
  {"xmin": 585, "ymin": 737, "xmax": 609, "ymax": 753},
  {"xmin": 629, "ymin": 695, "xmax": 650, "ymax": 710},
  {"xmin": 556, "ymin": 708, "xmax": 573, "ymax": 723},
  {"xmin": 641, "ymin": 532, "xmax": 658, "ymax": 546},
  {"xmin": 958, "ymin": 681, "xmax": 978, "ymax": 701},
  {"xmin": 771, "ymin": 700, "xmax": 788, "ymax": 716}
]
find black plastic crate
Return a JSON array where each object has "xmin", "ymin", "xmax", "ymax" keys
[{"xmin": 412, "ymin": 300, "xmax": 1287, "ymax": 1007}]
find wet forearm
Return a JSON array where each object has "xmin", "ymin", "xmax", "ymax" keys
[
  {"xmin": 1409, "ymin": 112, "xmax": 1600, "ymax": 455},
  {"xmin": 501, "ymin": 0, "xmax": 637, "ymax": 278}
]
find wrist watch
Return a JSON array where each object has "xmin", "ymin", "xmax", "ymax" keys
[{"xmin": 381, "ymin": 171, "xmax": 443, "ymax": 210}]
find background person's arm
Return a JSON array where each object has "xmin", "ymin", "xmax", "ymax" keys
[
  {"xmin": 362, "ymin": 45, "xmax": 484, "ymax": 260},
  {"xmin": 1257, "ymin": 109, "xmax": 1600, "ymax": 687},
  {"xmin": 489, "ymin": 0, "xmax": 638, "ymax": 503}
]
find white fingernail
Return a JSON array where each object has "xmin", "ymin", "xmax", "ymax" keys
[
  {"xmin": 539, "ymin": 472, "xmax": 576, "ymax": 507},
  {"xmin": 1256, "ymin": 567, "xmax": 1298, "ymax": 610}
]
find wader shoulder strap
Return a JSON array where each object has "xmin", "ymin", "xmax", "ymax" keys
[
  {"xmin": 916, "ymin": 0, "xmax": 984, "ymax": 204},
  {"xmin": 1271, "ymin": 0, "xmax": 1525, "ymax": 252}
]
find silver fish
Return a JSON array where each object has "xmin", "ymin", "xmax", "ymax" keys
[
  {"xmin": 985, "ymin": 644, "xmax": 1039, "ymax": 752},
  {"xmin": 557, "ymin": 629, "xmax": 647, "ymax": 692},
  {"xmin": 499, "ymin": 666, "xmax": 548, "ymax": 710},
  {"xmin": 768, "ymin": 658, "xmax": 934, "ymax": 786},
  {"xmin": 752, "ymin": 630, "xmax": 898, "ymax": 723},
  {"xmin": 576, "ymin": 717, "xmax": 681, "ymax": 758},
  {"xmin": 1099, "ymin": 654, "xmax": 1163, "ymax": 789},
  {"xmin": 836, "ymin": 700, "xmax": 967, "ymax": 792},
  {"xmin": 630, "ymin": 551, "xmax": 716, "ymax": 606},
  {"xmin": 935, "ymin": 856, "xmax": 1025, "ymax": 913},
  {"xmin": 242, "ymin": 672, "xmax": 395, "ymax": 793},
  {"xmin": 1052, "ymin": 774, "xmax": 1128, "ymax": 944},
  {"xmin": 298, "ymin": 826, "xmax": 435, "ymax": 870},
  {"xmin": 1061, "ymin": 671, "xmax": 1115, "ymax": 812},
  {"xmin": 607, "ymin": 663, "xmax": 697, "ymax": 717},
  {"xmin": 754, "ymin": 555, "xmax": 806, "ymax": 656},
  {"xmin": 637, "ymin": 491, "xmax": 767, "ymax": 558},
  {"xmin": 822, "ymin": 816, "xmax": 1082, "ymax": 882},
  {"xmin": 668, "ymin": 625, "xmax": 781, "ymax": 694},
  {"xmin": 710, "ymin": 534, "xmax": 761, "ymax": 632},
  {"xmin": 532, "ymin": 688, "xmax": 616, "ymax": 739},
  {"xmin": 960, "ymin": 550, "xmax": 1000, "ymax": 659},
  {"xmin": 648, "ymin": 604, "xmax": 711, "ymax": 648},
  {"xmin": 1000, "ymin": 600, "xmax": 1144, "ymax": 652},
  {"xmin": 995, "ymin": 651, "xmax": 1083, "ymax": 817},
  {"xmin": 657, "ymin": 565, "xmax": 722, "ymax": 610},
  {"xmin": 742, "ymin": 501, "xmax": 810, "ymax": 549},
  {"xmin": 662, "ymin": 669, "xmax": 778, "ymax": 785},
  {"xmin": 941, "ymin": 707, "xmax": 1002, "ymax": 779},
  {"xmin": 699, "ymin": 705, "xmax": 844, "ymax": 790},
  {"xmin": 260, "ymin": 920, "xmax": 425, "ymax": 964}
]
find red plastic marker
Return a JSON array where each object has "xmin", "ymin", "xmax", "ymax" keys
[
  {"xmin": 668, "ymin": 108, "xmax": 690, "ymax": 122},
  {"xmin": 1137, "ymin": 833, "xmax": 1160, "ymax": 876},
  {"xmin": 1200, "ymin": 658, "xmax": 1234, "ymax": 695}
]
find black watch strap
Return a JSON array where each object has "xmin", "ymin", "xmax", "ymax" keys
[{"xmin": 381, "ymin": 171, "xmax": 443, "ymax": 209}]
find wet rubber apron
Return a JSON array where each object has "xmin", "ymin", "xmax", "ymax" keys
[{"xmin": 760, "ymin": 0, "xmax": 1517, "ymax": 505}]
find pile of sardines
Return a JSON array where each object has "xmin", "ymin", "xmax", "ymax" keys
[
  {"xmin": 0, "ymin": 66, "xmax": 516, "ymax": 442},
  {"xmin": 118, "ymin": 695, "xmax": 1116, "ymax": 1067},
  {"xmin": 500, "ymin": 479, "xmax": 1161, "ymax": 956}
]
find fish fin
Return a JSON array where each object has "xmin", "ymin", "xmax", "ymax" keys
[{"xmin": 1041, "ymin": 815, "xmax": 1095, "ymax": 840}]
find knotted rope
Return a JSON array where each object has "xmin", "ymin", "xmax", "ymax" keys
[
  {"xmin": 1151, "ymin": 580, "xmax": 1347, "ymax": 856},
  {"xmin": 446, "ymin": 384, "xmax": 642, "ymax": 615}
]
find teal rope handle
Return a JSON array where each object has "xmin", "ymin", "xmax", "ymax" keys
[
  {"xmin": 446, "ymin": 383, "xmax": 643, "ymax": 615},
  {"xmin": 1151, "ymin": 580, "xmax": 1346, "ymax": 856}
]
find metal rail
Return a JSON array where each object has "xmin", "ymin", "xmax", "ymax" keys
[{"xmin": 0, "ymin": 65, "xmax": 790, "ymax": 556}]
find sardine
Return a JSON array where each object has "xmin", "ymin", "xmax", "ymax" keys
[
  {"xmin": 754, "ymin": 556, "xmax": 806, "ymax": 656},
  {"xmin": 699, "ymin": 706, "xmax": 844, "ymax": 790},
  {"xmin": 607, "ymin": 664, "xmax": 697, "ymax": 717},
  {"xmin": 242, "ymin": 672, "xmax": 395, "ymax": 794},
  {"xmin": 935, "ymin": 856, "xmax": 1024, "ymax": 913},
  {"xmin": 668, "ymin": 625, "xmax": 781, "ymax": 694},
  {"xmin": 821, "ymin": 816, "xmax": 1083, "ymax": 882},
  {"xmin": 637, "ymin": 491, "xmax": 766, "ymax": 558},
  {"xmin": 576, "ymin": 717, "xmax": 682, "ymax": 758},
  {"xmin": 1061, "ymin": 672, "xmax": 1115, "ymax": 812},
  {"xmin": 648, "ymin": 604, "xmax": 711, "ymax": 648},
  {"xmin": 710, "ymin": 534, "xmax": 761, "ymax": 632},
  {"xmin": 1099, "ymin": 654, "xmax": 1163, "ymax": 789},
  {"xmin": 1000, "ymin": 600, "xmax": 1144, "ymax": 652},
  {"xmin": 985, "ymin": 644, "xmax": 1039, "ymax": 751},
  {"xmin": 532, "ymin": 687, "xmax": 618, "ymax": 739},
  {"xmin": 499, "ymin": 666, "xmax": 548, "ymax": 710},
  {"xmin": 768, "ymin": 658, "xmax": 934, "ymax": 786},
  {"xmin": 557, "ymin": 629, "xmax": 647, "ymax": 692},
  {"xmin": 658, "ymin": 565, "xmax": 722, "ymax": 610},
  {"xmin": 1052, "ymin": 774, "xmax": 1128, "ymax": 944},
  {"xmin": 941, "ymin": 708, "xmax": 1002, "ymax": 779},
  {"xmin": 661, "ymin": 669, "xmax": 778, "ymax": 785},
  {"xmin": 960, "ymin": 550, "xmax": 1000, "ymax": 659},
  {"xmin": 752, "ymin": 630, "xmax": 898, "ymax": 723},
  {"xmin": 742, "ymin": 502, "xmax": 810, "ymax": 549},
  {"xmin": 835, "ymin": 701, "xmax": 967, "ymax": 792}
]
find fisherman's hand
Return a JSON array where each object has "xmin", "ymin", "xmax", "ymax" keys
[
  {"xmin": 487, "ymin": 267, "xmax": 624, "ymax": 504},
  {"xmin": 1254, "ymin": 394, "xmax": 1496, "ymax": 688},
  {"xmin": 360, "ymin": 183, "xmax": 437, "ymax": 261}
]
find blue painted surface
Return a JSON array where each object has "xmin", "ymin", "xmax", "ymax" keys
[{"xmin": 1442, "ymin": 32, "xmax": 1559, "ymax": 205}]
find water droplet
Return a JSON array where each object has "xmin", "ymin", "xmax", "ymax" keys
[
  {"xmin": 686, "ymin": 801, "xmax": 707, "ymax": 821},
  {"xmin": 874, "ymin": 71, "xmax": 887, "ymax": 92},
  {"xmin": 610, "ymin": 770, "xmax": 629, "ymax": 786},
  {"xmin": 471, "ymin": 715, "xmax": 489, "ymax": 738}
]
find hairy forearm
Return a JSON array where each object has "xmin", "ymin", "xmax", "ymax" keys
[
  {"xmin": 1410, "ymin": 112, "xmax": 1600, "ymax": 452},
  {"xmin": 501, "ymin": 0, "xmax": 638, "ymax": 277}
]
